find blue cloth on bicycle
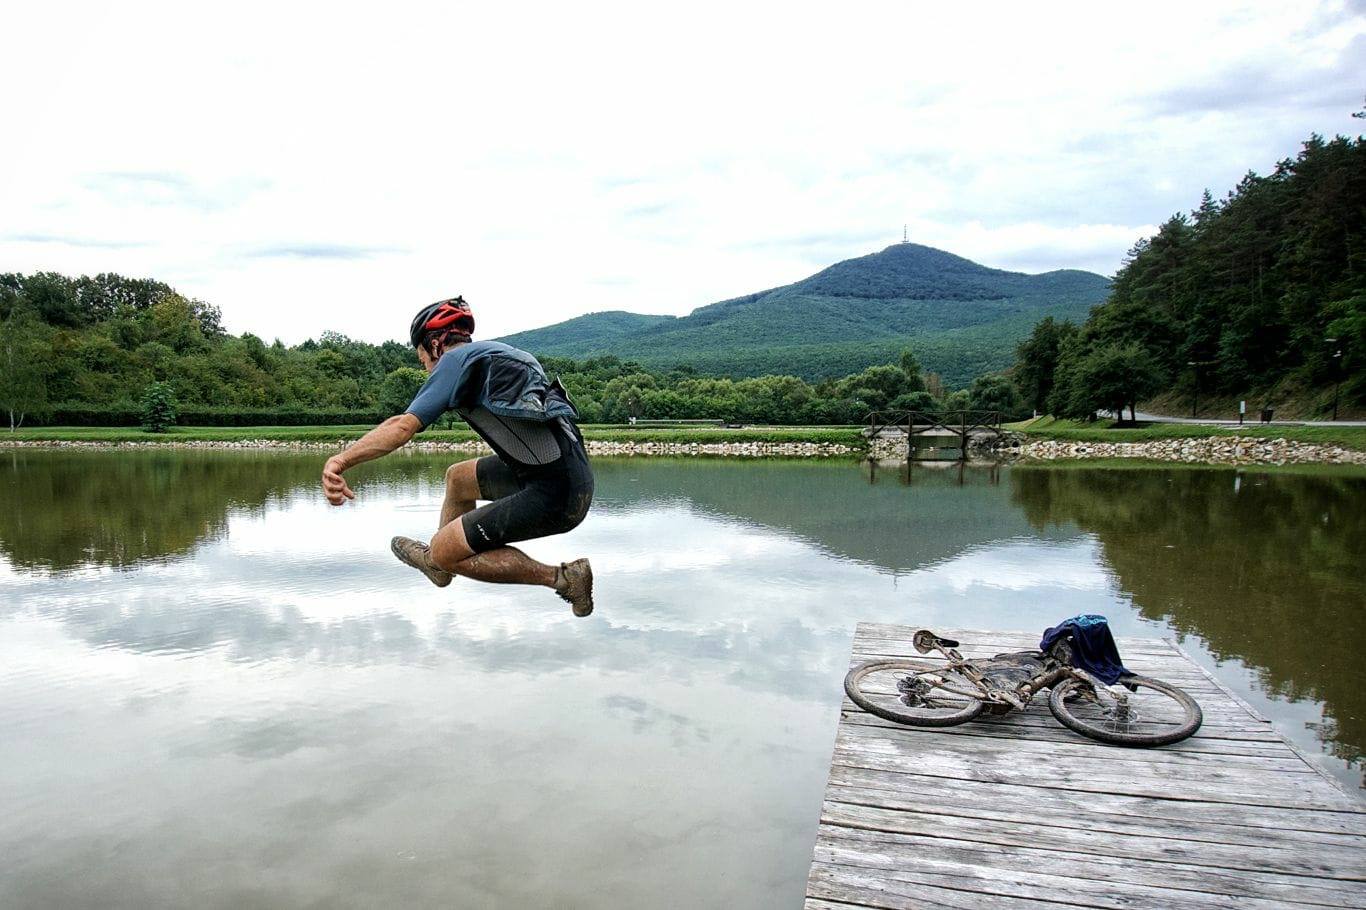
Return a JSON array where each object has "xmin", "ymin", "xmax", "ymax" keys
[{"xmin": 1039, "ymin": 614, "xmax": 1132, "ymax": 685}]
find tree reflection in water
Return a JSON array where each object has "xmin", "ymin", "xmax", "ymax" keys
[
  {"xmin": 1011, "ymin": 465, "xmax": 1366, "ymax": 775},
  {"xmin": 0, "ymin": 449, "xmax": 436, "ymax": 573}
]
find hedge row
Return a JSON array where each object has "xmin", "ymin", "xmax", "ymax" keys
[{"xmin": 34, "ymin": 403, "xmax": 388, "ymax": 427}]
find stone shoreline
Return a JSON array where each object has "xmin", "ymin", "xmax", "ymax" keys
[
  {"xmin": 0, "ymin": 438, "xmax": 859, "ymax": 459},
  {"xmin": 998, "ymin": 436, "xmax": 1366, "ymax": 466},
  {"xmin": 870, "ymin": 434, "xmax": 1366, "ymax": 466},
  {"xmin": 6, "ymin": 435, "xmax": 1364, "ymax": 466}
]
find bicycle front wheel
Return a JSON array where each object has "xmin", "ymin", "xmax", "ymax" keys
[
  {"xmin": 844, "ymin": 659, "xmax": 985, "ymax": 727},
  {"xmin": 1048, "ymin": 675, "xmax": 1202, "ymax": 747}
]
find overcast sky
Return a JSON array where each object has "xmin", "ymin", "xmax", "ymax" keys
[{"xmin": 2, "ymin": 1, "xmax": 1362, "ymax": 344}]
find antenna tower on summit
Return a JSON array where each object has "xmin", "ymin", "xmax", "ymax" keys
[{"xmin": 902, "ymin": 224, "xmax": 909, "ymax": 243}]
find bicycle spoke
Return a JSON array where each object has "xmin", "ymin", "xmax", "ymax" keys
[
  {"xmin": 846, "ymin": 660, "xmax": 986, "ymax": 726},
  {"xmin": 1050, "ymin": 675, "xmax": 1203, "ymax": 746}
]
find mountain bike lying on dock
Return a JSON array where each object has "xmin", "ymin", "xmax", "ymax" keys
[{"xmin": 844, "ymin": 629, "xmax": 1203, "ymax": 747}]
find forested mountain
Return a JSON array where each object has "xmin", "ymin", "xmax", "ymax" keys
[
  {"xmin": 1015, "ymin": 132, "xmax": 1366, "ymax": 419},
  {"xmin": 500, "ymin": 243, "xmax": 1111, "ymax": 384}
]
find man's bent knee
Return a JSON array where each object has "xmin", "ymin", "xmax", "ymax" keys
[
  {"xmin": 430, "ymin": 516, "xmax": 477, "ymax": 570},
  {"xmin": 445, "ymin": 459, "xmax": 481, "ymax": 499}
]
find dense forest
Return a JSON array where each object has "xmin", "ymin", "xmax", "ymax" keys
[
  {"xmin": 1014, "ymin": 132, "xmax": 1366, "ymax": 419},
  {"xmin": 0, "ymin": 273, "xmax": 425, "ymax": 427},
  {"xmin": 0, "ymin": 271, "xmax": 1023, "ymax": 428}
]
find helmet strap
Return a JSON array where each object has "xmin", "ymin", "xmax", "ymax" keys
[{"xmin": 423, "ymin": 329, "xmax": 471, "ymax": 360}]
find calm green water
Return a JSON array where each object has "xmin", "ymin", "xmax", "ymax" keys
[{"xmin": 1, "ymin": 451, "xmax": 1362, "ymax": 908}]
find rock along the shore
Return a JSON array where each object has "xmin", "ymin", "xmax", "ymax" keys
[
  {"xmin": 6, "ymin": 434, "xmax": 1364, "ymax": 466},
  {"xmin": 0, "ymin": 438, "xmax": 859, "ymax": 459}
]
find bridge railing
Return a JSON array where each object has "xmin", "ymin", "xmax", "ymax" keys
[{"xmin": 865, "ymin": 410, "xmax": 1004, "ymax": 437}]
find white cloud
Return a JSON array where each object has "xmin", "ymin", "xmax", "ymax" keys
[{"xmin": 1, "ymin": 0, "xmax": 1361, "ymax": 343}]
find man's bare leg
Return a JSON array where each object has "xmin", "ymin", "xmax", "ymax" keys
[
  {"xmin": 445, "ymin": 547, "xmax": 559, "ymax": 586},
  {"xmin": 428, "ymin": 515, "xmax": 557, "ymax": 587},
  {"xmin": 388, "ymin": 460, "xmax": 483, "ymax": 589},
  {"xmin": 439, "ymin": 459, "xmax": 481, "ymax": 529}
]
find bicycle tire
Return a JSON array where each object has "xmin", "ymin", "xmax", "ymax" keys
[
  {"xmin": 1048, "ymin": 675, "xmax": 1202, "ymax": 747},
  {"xmin": 844, "ymin": 658, "xmax": 985, "ymax": 727}
]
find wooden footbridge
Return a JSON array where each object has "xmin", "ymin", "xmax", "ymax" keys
[
  {"xmin": 865, "ymin": 411, "xmax": 1005, "ymax": 461},
  {"xmin": 807, "ymin": 623, "xmax": 1366, "ymax": 909}
]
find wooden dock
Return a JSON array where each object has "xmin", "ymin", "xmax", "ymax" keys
[{"xmin": 807, "ymin": 623, "xmax": 1366, "ymax": 909}]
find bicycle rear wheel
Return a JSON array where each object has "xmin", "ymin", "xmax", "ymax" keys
[
  {"xmin": 844, "ymin": 659, "xmax": 985, "ymax": 727},
  {"xmin": 1048, "ymin": 675, "xmax": 1202, "ymax": 746}
]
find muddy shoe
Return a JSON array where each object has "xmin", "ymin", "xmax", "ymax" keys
[
  {"xmin": 390, "ymin": 536, "xmax": 453, "ymax": 588},
  {"xmin": 555, "ymin": 558, "xmax": 594, "ymax": 617}
]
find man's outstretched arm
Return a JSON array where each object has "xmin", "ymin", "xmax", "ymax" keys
[{"xmin": 322, "ymin": 413, "xmax": 423, "ymax": 505}]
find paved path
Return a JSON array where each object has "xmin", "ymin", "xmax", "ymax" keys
[
  {"xmin": 807, "ymin": 623, "xmax": 1366, "ymax": 909},
  {"xmin": 1112, "ymin": 409, "xmax": 1366, "ymax": 428}
]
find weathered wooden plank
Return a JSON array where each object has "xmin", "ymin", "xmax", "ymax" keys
[
  {"xmin": 837, "ymin": 709, "xmax": 1293, "ymax": 757},
  {"xmin": 825, "ymin": 782, "xmax": 1361, "ymax": 855},
  {"xmin": 813, "ymin": 854, "xmax": 1333, "ymax": 910},
  {"xmin": 835, "ymin": 696, "xmax": 1273, "ymax": 743},
  {"xmin": 850, "ymin": 640, "xmax": 1190, "ymax": 668},
  {"xmin": 816, "ymin": 828, "xmax": 1366, "ymax": 906},
  {"xmin": 825, "ymin": 767, "xmax": 1366, "ymax": 839},
  {"xmin": 820, "ymin": 799, "xmax": 1366, "ymax": 881},
  {"xmin": 830, "ymin": 744, "xmax": 1354, "ymax": 810},
  {"xmin": 840, "ymin": 674, "xmax": 1265, "ymax": 717},
  {"xmin": 808, "ymin": 863, "xmax": 1075, "ymax": 910},
  {"xmin": 833, "ymin": 729, "xmax": 1335, "ymax": 794},
  {"xmin": 814, "ymin": 834, "xmax": 1366, "ymax": 908},
  {"xmin": 835, "ymin": 704, "xmax": 1284, "ymax": 745},
  {"xmin": 836, "ymin": 721, "xmax": 1313, "ymax": 772},
  {"xmin": 851, "ymin": 626, "xmax": 1184, "ymax": 657}
]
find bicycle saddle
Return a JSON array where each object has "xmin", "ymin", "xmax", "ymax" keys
[{"xmin": 912, "ymin": 630, "xmax": 960, "ymax": 653}]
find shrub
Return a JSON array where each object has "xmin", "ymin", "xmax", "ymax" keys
[{"xmin": 139, "ymin": 382, "xmax": 178, "ymax": 432}]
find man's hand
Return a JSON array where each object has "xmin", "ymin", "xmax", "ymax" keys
[
  {"xmin": 320, "ymin": 415, "xmax": 421, "ymax": 506},
  {"xmin": 322, "ymin": 457, "xmax": 356, "ymax": 506}
]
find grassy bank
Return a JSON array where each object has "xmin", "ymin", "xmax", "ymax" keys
[
  {"xmin": 3, "ymin": 425, "xmax": 397, "ymax": 443},
  {"xmin": 10, "ymin": 420, "xmax": 1365, "ymax": 457},
  {"xmin": 3, "ymin": 424, "xmax": 868, "ymax": 448},
  {"xmin": 1010, "ymin": 417, "xmax": 1366, "ymax": 452},
  {"xmin": 1139, "ymin": 386, "xmax": 1365, "ymax": 423}
]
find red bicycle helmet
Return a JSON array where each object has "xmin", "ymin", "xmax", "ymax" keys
[{"xmin": 409, "ymin": 296, "xmax": 475, "ymax": 348}]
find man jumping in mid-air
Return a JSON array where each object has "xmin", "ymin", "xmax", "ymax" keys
[{"xmin": 320, "ymin": 296, "xmax": 595, "ymax": 616}]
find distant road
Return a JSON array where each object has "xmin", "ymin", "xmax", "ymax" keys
[{"xmin": 1103, "ymin": 409, "xmax": 1366, "ymax": 428}]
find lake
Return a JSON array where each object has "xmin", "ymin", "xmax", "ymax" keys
[{"xmin": 1, "ymin": 450, "xmax": 1362, "ymax": 908}]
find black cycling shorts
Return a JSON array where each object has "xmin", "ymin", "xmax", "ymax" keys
[{"xmin": 460, "ymin": 426, "xmax": 594, "ymax": 553}]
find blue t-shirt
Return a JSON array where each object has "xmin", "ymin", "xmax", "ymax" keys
[
  {"xmin": 406, "ymin": 341, "xmax": 578, "ymax": 467},
  {"xmin": 405, "ymin": 341, "xmax": 500, "ymax": 428}
]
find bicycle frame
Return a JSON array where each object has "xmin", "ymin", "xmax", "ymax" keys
[{"xmin": 911, "ymin": 631, "xmax": 1131, "ymax": 718}]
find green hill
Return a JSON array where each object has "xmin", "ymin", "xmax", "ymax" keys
[
  {"xmin": 500, "ymin": 243, "xmax": 1110, "ymax": 384},
  {"xmin": 509, "ymin": 310, "xmax": 676, "ymax": 348}
]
